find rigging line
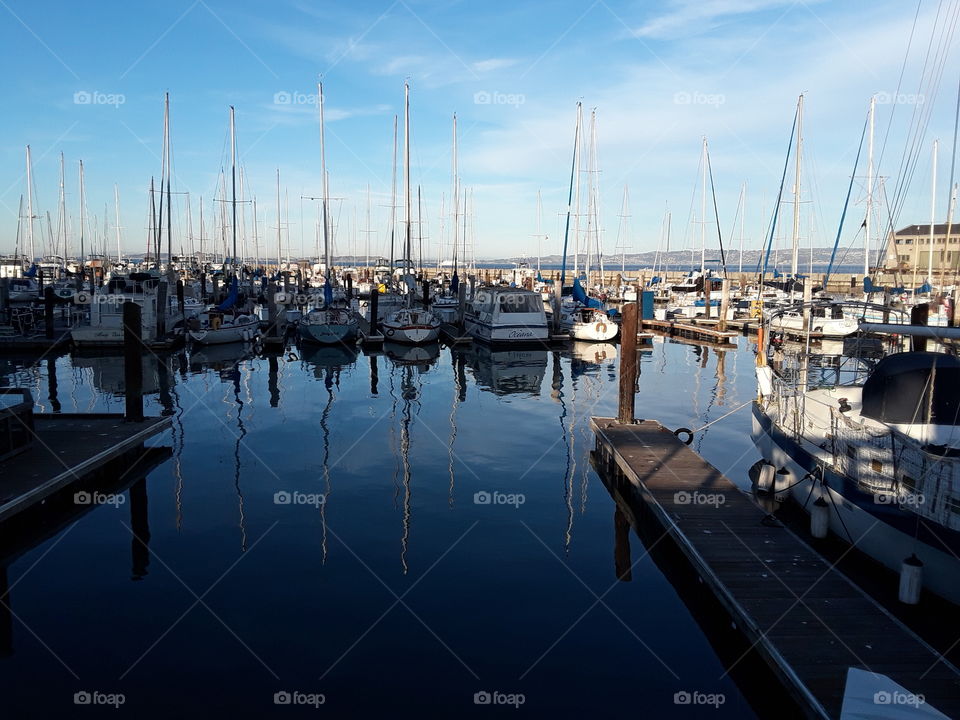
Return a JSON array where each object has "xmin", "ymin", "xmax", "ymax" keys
[
  {"xmin": 706, "ymin": 147, "xmax": 726, "ymax": 274},
  {"xmin": 825, "ymin": 111, "xmax": 869, "ymax": 286},
  {"xmin": 758, "ymin": 102, "xmax": 799, "ymax": 293},
  {"xmin": 876, "ymin": 0, "xmax": 923, "ymax": 175}
]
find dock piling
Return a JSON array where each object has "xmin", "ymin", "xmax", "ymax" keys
[
  {"xmin": 44, "ymin": 287, "xmax": 54, "ymax": 339},
  {"xmin": 617, "ymin": 302, "xmax": 639, "ymax": 424},
  {"xmin": 123, "ymin": 301, "xmax": 144, "ymax": 422},
  {"xmin": 370, "ymin": 287, "xmax": 380, "ymax": 329}
]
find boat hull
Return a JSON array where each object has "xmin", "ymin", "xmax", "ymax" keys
[
  {"xmin": 189, "ymin": 319, "xmax": 260, "ymax": 345},
  {"xmin": 298, "ymin": 322, "xmax": 358, "ymax": 345},
  {"xmin": 751, "ymin": 402, "xmax": 960, "ymax": 604}
]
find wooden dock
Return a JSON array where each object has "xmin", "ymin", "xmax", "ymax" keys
[
  {"xmin": 641, "ymin": 318, "xmax": 740, "ymax": 346},
  {"xmin": 439, "ymin": 323, "xmax": 472, "ymax": 345},
  {"xmin": 590, "ymin": 417, "xmax": 960, "ymax": 719},
  {"xmin": 0, "ymin": 414, "xmax": 171, "ymax": 523}
]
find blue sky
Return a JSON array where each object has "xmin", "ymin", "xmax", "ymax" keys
[{"xmin": 0, "ymin": 0, "xmax": 957, "ymax": 262}]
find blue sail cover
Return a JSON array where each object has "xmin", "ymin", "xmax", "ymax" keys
[
  {"xmin": 647, "ymin": 276, "xmax": 661, "ymax": 286},
  {"xmin": 572, "ymin": 277, "xmax": 603, "ymax": 309},
  {"xmin": 536, "ymin": 272, "xmax": 546, "ymax": 283},
  {"xmin": 216, "ymin": 277, "xmax": 239, "ymax": 311},
  {"xmin": 450, "ymin": 271, "xmax": 460, "ymax": 294},
  {"xmin": 916, "ymin": 282, "xmax": 932, "ymax": 294},
  {"xmin": 864, "ymin": 277, "xmax": 907, "ymax": 294},
  {"xmin": 24, "ymin": 263, "xmax": 37, "ymax": 278},
  {"xmin": 323, "ymin": 278, "xmax": 333, "ymax": 306}
]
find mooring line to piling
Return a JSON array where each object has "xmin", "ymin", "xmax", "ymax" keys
[{"xmin": 685, "ymin": 398, "xmax": 754, "ymax": 435}]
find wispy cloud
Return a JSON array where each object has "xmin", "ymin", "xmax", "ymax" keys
[
  {"xmin": 473, "ymin": 57, "xmax": 519, "ymax": 73},
  {"xmin": 632, "ymin": 0, "xmax": 812, "ymax": 39}
]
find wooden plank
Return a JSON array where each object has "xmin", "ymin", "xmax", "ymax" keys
[{"xmin": 591, "ymin": 416, "xmax": 960, "ymax": 719}]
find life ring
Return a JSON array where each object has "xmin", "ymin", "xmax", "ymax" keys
[
  {"xmin": 386, "ymin": 328, "xmax": 395, "ymax": 336},
  {"xmin": 596, "ymin": 322, "xmax": 607, "ymax": 334},
  {"xmin": 210, "ymin": 315, "xmax": 222, "ymax": 330},
  {"xmin": 674, "ymin": 427, "xmax": 693, "ymax": 445}
]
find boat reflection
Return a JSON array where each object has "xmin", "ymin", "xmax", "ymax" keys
[
  {"xmin": 383, "ymin": 341, "xmax": 440, "ymax": 370},
  {"xmin": 299, "ymin": 343, "xmax": 360, "ymax": 376},
  {"xmin": 188, "ymin": 341, "xmax": 254, "ymax": 374},
  {"xmin": 463, "ymin": 344, "xmax": 547, "ymax": 396},
  {"xmin": 71, "ymin": 352, "xmax": 167, "ymax": 395}
]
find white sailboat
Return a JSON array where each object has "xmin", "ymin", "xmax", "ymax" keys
[
  {"xmin": 189, "ymin": 106, "xmax": 259, "ymax": 346},
  {"xmin": 299, "ymin": 82, "xmax": 359, "ymax": 346},
  {"xmin": 381, "ymin": 82, "xmax": 440, "ymax": 345}
]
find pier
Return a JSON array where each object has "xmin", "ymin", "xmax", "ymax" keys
[
  {"xmin": 590, "ymin": 417, "xmax": 960, "ymax": 718},
  {"xmin": 0, "ymin": 411, "xmax": 171, "ymax": 522}
]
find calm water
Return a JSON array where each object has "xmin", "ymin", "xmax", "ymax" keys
[{"xmin": 0, "ymin": 336, "xmax": 794, "ymax": 718}]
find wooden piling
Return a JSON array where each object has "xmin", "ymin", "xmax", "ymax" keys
[
  {"xmin": 44, "ymin": 287, "xmax": 54, "ymax": 339},
  {"xmin": 370, "ymin": 286, "xmax": 380, "ymax": 329},
  {"xmin": 617, "ymin": 302, "xmax": 638, "ymax": 424},
  {"xmin": 911, "ymin": 303, "xmax": 929, "ymax": 352},
  {"xmin": 703, "ymin": 277, "xmax": 711, "ymax": 319},
  {"xmin": 456, "ymin": 282, "xmax": 466, "ymax": 330},
  {"xmin": 123, "ymin": 301, "xmax": 144, "ymax": 422},
  {"xmin": 718, "ymin": 278, "xmax": 730, "ymax": 332}
]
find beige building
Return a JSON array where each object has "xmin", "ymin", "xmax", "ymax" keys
[{"xmin": 885, "ymin": 223, "xmax": 960, "ymax": 274}]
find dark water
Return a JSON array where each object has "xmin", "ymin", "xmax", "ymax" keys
[{"xmin": 0, "ymin": 337, "xmax": 798, "ymax": 718}]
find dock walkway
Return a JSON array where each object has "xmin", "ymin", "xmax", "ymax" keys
[
  {"xmin": 0, "ymin": 414, "xmax": 171, "ymax": 522},
  {"xmin": 590, "ymin": 417, "xmax": 960, "ymax": 719}
]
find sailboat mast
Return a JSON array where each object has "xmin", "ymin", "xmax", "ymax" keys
[
  {"xmin": 930, "ymin": 140, "xmax": 938, "ymax": 284},
  {"xmin": 318, "ymin": 82, "xmax": 331, "ymax": 278},
  {"xmin": 404, "ymin": 82, "xmax": 412, "ymax": 278},
  {"xmin": 790, "ymin": 94, "xmax": 804, "ymax": 278},
  {"xmin": 365, "ymin": 183, "xmax": 371, "ymax": 270},
  {"xmin": 58, "ymin": 151, "xmax": 66, "ymax": 263},
  {"xmin": 165, "ymin": 93, "xmax": 173, "ymax": 271},
  {"xmin": 276, "ymin": 169, "xmax": 282, "ymax": 270},
  {"xmin": 738, "ymin": 182, "xmax": 746, "ymax": 275},
  {"xmin": 114, "ymin": 185, "xmax": 121, "ymax": 263},
  {"xmin": 389, "ymin": 115, "xmax": 398, "ymax": 277},
  {"xmin": 230, "ymin": 106, "xmax": 237, "ymax": 278},
  {"xmin": 536, "ymin": 189, "xmax": 543, "ymax": 275},
  {"xmin": 700, "ymin": 138, "xmax": 707, "ymax": 273},
  {"xmin": 866, "ymin": 94, "xmax": 875, "ymax": 278},
  {"xmin": 25, "ymin": 146, "xmax": 36, "ymax": 264},
  {"xmin": 451, "ymin": 113, "xmax": 459, "ymax": 275},
  {"xmin": 573, "ymin": 103, "xmax": 583, "ymax": 278},
  {"xmin": 78, "ymin": 160, "xmax": 85, "ymax": 270}
]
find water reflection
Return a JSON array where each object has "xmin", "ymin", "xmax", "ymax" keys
[{"xmin": 464, "ymin": 344, "xmax": 547, "ymax": 396}]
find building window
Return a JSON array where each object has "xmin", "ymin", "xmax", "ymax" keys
[{"xmin": 905, "ymin": 239, "xmax": 914, "ymax": 245}]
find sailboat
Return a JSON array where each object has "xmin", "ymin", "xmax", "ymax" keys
[
  {"xmin": 188, "ymin": 106, "xmax": 259, "ymax": 345},
  {"xmin": 381, "ymin": 82, "xmax": 440, "ymax": 345},
  {"xmin": 299, "ymin": 82, "xmax": 360, "ymax": 346}
]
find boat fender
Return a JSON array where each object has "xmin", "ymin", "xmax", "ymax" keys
[
  {"xmin": 810, "ymin": 496, "xmax": 829, "ymax": 538},
  {"xmin": 674, "ymin": 427, "xmax": 693, "ymax": 445},
  {"xmin": 899, "ymin": 554, "xmax": 923, "ymax": 605}
]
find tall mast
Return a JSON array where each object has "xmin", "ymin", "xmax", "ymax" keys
[
  {"xmin": 165, "ymin": 93, "xmax": 173, "ymax": 271},
  {"xmin": 58, "ymin": 152, "xmax": 66, "ymax": 261},
  {"xmin": 365, "ymin": 183, "xmax": 372, "ymax": 270},
  {"xmin": 404, "ymin": 81, "xmax": 412, "ymax": 278},
  {"xmin": 536, "ymin": 189, "xmax": 543, "ymax": 275},
  {"xmin": 318, "ymin": 81, "xmax": 331, "ymax": 278},
  {"xmin": 389, "ymin": 114, "xmax": 398, "ymax": 276},
  {"xmin": 573, "ymin": 103, "xmax": 583, "ymax": 278},
  {"xmin": 738, "ymin": 182, "xmax": 746, "ymax": 275},
  {"xmin": 78, "ymin": 160, "xmax": 86, "ymax": 268},
  {"xmin": 114, "ymin": 185, "xmax": 121, "ymax": 262},
  {"xmin": 252, "ymin": 196, "xmax": 259, "ymax": 270},
  {"xmin": 149, "ymin": 177, "xmax": 157, "ymax": 261},
  {"xmin": 700, "ymin": 137, "xmax": 707, "ymax": 273},
  {"xmin": 276, "ymin": 169, "xmax": 282, "ymax": 270},
  {"xmin": 25, "ymin": 146, "xmax": 36, "ymax": 263},
  {"xmin": 929, "ymin": 139, "xmax": 938, "ymax": 284},
  {"xmin": 866, "ymin": 94, "xmax": 875, "ymax": 278},
  {"xmin": 198, "ymin": 196, "xmax": 204, "ymax": 262},
  {"xmin": 790, "ymin": 94, "xmax": 804, "ymax": 278},
  {"xmin": 230, "ymin": 106, "xmax": 237, "ymax": 278},
  {"xmin": 451, "ymin": 113, "xmax": 459, "ymax": 275}
]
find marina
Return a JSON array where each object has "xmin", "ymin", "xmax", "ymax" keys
[{"xmin": 5, "ymin": 1, "xmax": 960, "ymax": 717}]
